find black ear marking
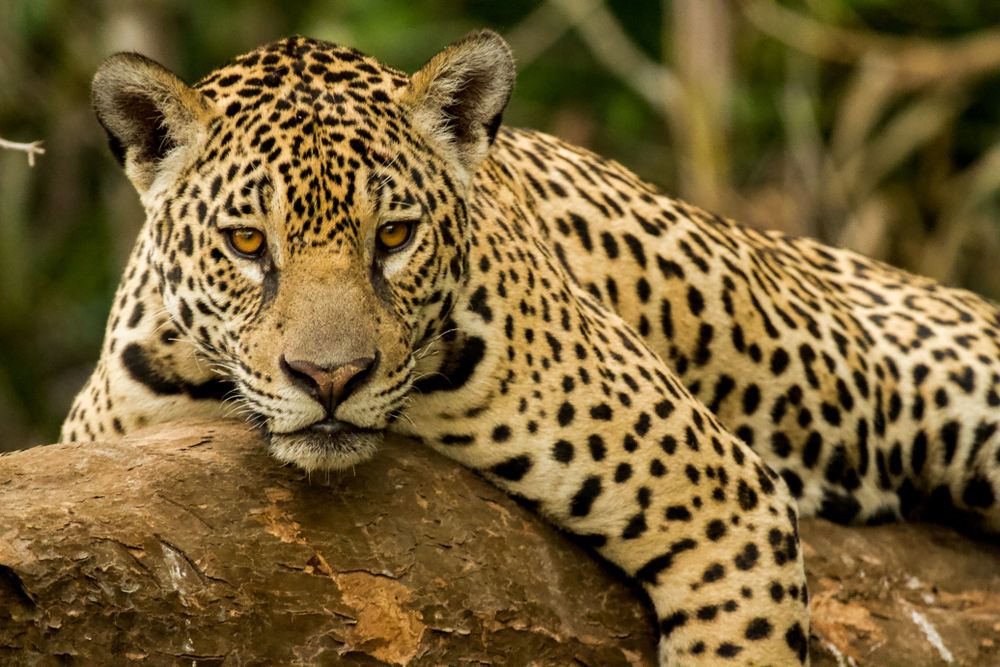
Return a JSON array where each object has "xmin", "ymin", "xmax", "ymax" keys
[
  {"xmin": 107, "ymin": 90, "xmax": 177, "ymax": 167},
  {"xmin": 485, "ymin": 111, "xmax": 504, "ymax": 145}
]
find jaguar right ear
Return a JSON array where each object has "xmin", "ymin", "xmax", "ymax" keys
[{"xmin": 92, "ymin": 53, "xmax": 213, "ymax": 194}]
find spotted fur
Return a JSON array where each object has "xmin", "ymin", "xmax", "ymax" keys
[{"xmin": 74, "ymin": 29, "xmax": 1000, "ymax": 665}]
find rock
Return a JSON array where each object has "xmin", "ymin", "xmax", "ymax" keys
[
  {"xmin": 801, "ymin": 518, "xmax": 1000, "ymax": 666},
  {"xmin": 1, "ymin": 419, "xmax": 999, "ymax": 666},
  {"xmin": 0, "ymin": 420, "xmax": 656, "ymax": 666}
]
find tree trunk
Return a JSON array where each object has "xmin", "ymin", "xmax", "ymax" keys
[
  {"xmin": 0, "ymin": 420, "xmax": 656, "ymax": 666},
  {"xmin": 3, "ymin": 421, "xmax": 1000, "ymax": 666}
]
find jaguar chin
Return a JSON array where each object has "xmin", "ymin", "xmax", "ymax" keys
[{"xmin": 267, "ymin": 421, "xmax": 384, "ymax": 473}]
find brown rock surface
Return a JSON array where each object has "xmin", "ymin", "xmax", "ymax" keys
[
  {"xmin": 1, "ymin": 420, "xmax": 999, "ymax": 666},
  {"xmin": 0, "ymin": 420, "xmax": 656, "ymax": 666},
  {"xmin": 801, "ymin": 519, "xmax": 1000, "ymax": 666}
]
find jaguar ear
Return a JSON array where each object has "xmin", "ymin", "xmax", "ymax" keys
[
  {"xmin": 404, "ymin": 30, "xmax": 515, "ymax": 188},
  {"xmin": 92, "ymin": 53, "xmax": 213, "ymax": 194}
]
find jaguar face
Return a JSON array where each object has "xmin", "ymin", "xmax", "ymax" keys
[{"xmin": 91, "ymin": 32, "xmax": 514, "ymax": 470}]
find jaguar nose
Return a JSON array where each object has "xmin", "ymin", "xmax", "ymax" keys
[{"xmin": 280, "ymin": 355, "xmax": 374, "ymax": 412}]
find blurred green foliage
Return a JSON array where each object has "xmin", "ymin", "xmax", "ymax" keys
[{"xmin": 2, "ymin": 0, "xmax": 1000, "ymax": 450}]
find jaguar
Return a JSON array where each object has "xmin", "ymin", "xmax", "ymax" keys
[{"xmin": 64, "ymin": 28, "xmax": 1000, "ymax": 665}]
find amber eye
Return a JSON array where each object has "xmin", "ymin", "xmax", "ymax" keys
[
  {"xmin": 227, "ymin": 228, "xmax": 265, "ymax": 257},
  {"xmin": 376, "ymin": 222, "xmax": 414, "ymax": 251}
]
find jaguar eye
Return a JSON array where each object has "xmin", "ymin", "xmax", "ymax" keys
[
  {"xmin": 227, "ymin": 228, "xmax": 265, "ymax": 257},
  {"xmin": 377, "ymin": 221, "xmax": 414, "ymax": 252}
]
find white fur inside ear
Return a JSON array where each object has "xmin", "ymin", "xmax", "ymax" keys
[
  {"xmin": 137, "ymin": 140, "xmax": 203, "ymax": 208},
  {"xmin": 405, "ymin": 30, "xmax": 516, "ymax": 189}
]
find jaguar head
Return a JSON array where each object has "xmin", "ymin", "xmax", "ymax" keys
[{"xmin": 91, "ymin": 31, "xmax": 515, "ymax": 470}]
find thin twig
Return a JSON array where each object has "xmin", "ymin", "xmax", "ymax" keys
[{"xmin": 0, "ymin": 137, "xmax": 45, "ymax": 167}]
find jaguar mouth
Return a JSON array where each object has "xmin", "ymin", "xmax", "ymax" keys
[{"xmin": 266, "ymin": 418, "xmax": 384, "ymax": 472}]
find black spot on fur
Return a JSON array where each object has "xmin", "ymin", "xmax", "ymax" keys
[
  {"xmin": 963, "ymin": 477, "xmax": 995, "ymax": 508},
  {"xmin": 570, "ymin": 476, "xmax": 602, "ymax": 517},
  {"xmin": 468, "ymin": 285, "xmax": 493, "ymax": 322},
  {"xmin": 706, "ymin": 519, "xmax": 727, "ymax": 541},
  {"xmin": 734, "ymin": 542, "xmax": 759, "ymax": 571},
  {"xmin": 941, "ymin": 421, "xmax": 961, "ymax": 464},
  {"xmin": 622, "ymin": 513, "xmax": 648, "ymax": 539},
  {"xmin": 737, "ymin": 479, "xmax": 758, "ymax": 511},
  {"xmin": 742, "ymin": 384, "xmax": 760, "ymax": 415},
  {"xmin": 588, "ymin": 434, "xmax": 607, "ymax": 461},
  {"xmin": 702, "ymin": 562, "xmax": 725, "ymax": 583},
  {"xmin": 637, "ymin": 538, "xmax": 697, "ymax": 584},
  {"xmin": 552, "ymin": 440, "xmax": 574, "ymax": 464},
  {"xmin": 745, "ymin": 617, "xmax": 773, "ymax": 641},
  {"xmin": 127, "ymin": 301, "xmax": 145, "ymax": 329},
  {"xmin": 770, "ymin": 348, "xmax": 790, "ymax": 375},
  {"xmin": 590, "ymin": 403, "xmax": 612, "ymax": 421},
  {"xmin": 659, "ymin": 611, "xmax": 688, "ymax": 639},
  {"xmin": 121, "ymin": 343, "xmax": 232, "ymax": 400},
  {"xmin": 491, "ymin": 455, "xmax": 532, "ymax": 481},
  {"xmin": 666, "ymin": 505, "xmax": 692, "ymax": 521},
  {"xmin": 786, "ymin": 622, "xmax": 809, "ymax": 664},
  {"xmin": 413, "ymin": 336, "xmax": 485, "ymax": 394},
  {"xmin": 558, "ymin": 402, "xmax": 575, "ymax": 427},
  {"xmin": 818, "ymin": 489, "xmax": 861, "ymax": 524},
  {"xmin": 716, "ymin": 643, "xmax": 743, "ymax": 658},
  {"xmin": 687, "ymin": 286, "xmax": 705, "ymax": 316}
]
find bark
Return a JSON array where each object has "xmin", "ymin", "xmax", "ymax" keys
[
  {"xmin": 0, "ymin": 420, "xmax": 656, "ymax": 667},
  {"xmin": 800, "ymin": 519, "xmax": 1000, "ymax": 666},
  {"xmin": 2, "ymin": 421, "xmax": 1000, "ymax": 666}
]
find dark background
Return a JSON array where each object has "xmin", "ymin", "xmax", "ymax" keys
[{"xmin": 3, "ymin": 0, "xmax": 1000, "ymax": 451}]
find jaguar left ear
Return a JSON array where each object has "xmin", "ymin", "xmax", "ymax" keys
[{"xmin": 404, "ymin": 30, "xmax": 515, "ymax": 188}]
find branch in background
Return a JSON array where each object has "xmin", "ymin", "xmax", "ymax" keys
[
  {"xmin": 740, "ymin": 0, "xmax": 1000, "ymax": 91},
  {"xmin": 516, "ymin": 0, "xmax": 1000, "ymax": 290},
  {"xmin": 510, "ymin": 0, "xmax": 682, "ymax": 118},
  {"xmin": 837, "ymin": 87, "xmax": 966, "ymax": 208},
  {"xmin": 0, "ymin": 137, "xmax": 45, "ymax": 167},
  {"xmin": 510, "ymin": 0, "xmax": 732, "ymax": 209},
  {"xmin": 734, "ymin": 0, "xmax": 1000, "ymax": 289},
  {"xmin": 503, "ymin": 2, "xmax": 570, "ymax": 68},
  {"xmin": 671, "ymin": 0, "xmax": 734, "ymax": 211}
]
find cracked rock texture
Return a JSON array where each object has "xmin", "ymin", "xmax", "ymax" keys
[{"xmin": 1, "ymin": 420, "xmax": 1000, "ymax": 666}]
